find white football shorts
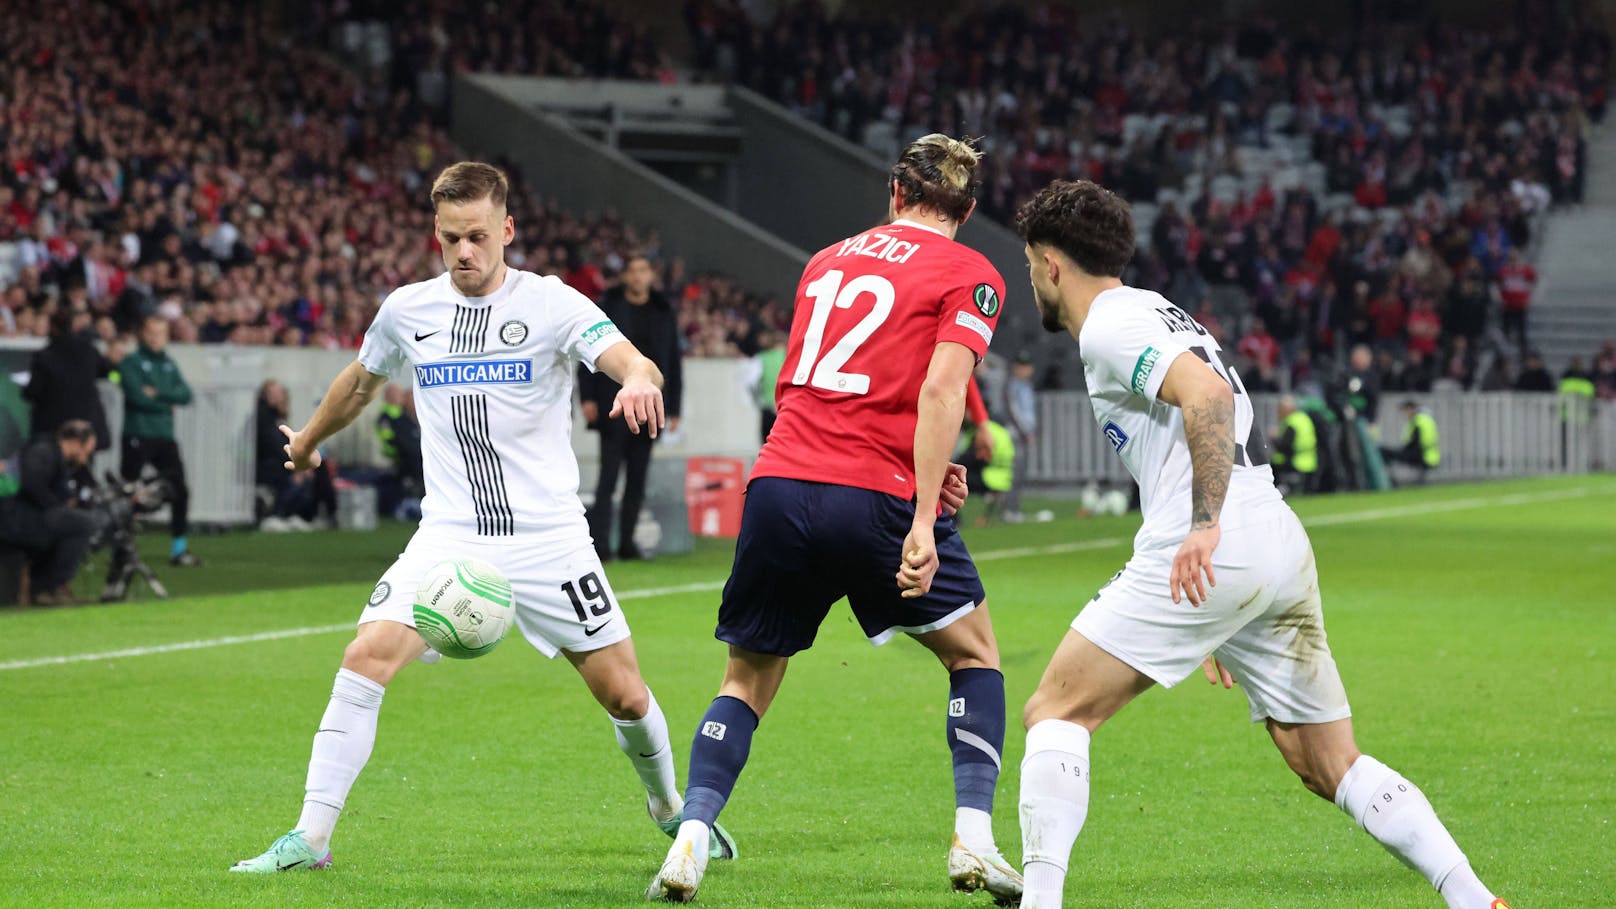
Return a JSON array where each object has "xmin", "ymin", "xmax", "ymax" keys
[
  {"xmin": 358, "ymin": 527, "xmax": 632, "ymax": 659},
  {"xmin": 1072, "ymin": 503, "xmax": 1351, "ymax": 725}
]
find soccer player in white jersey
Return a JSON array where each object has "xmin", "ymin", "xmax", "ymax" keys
[
  {"xmin": 230, "ymin": 162, "xmax": 736, "ymax": 873},
  {"xmin": 1009, "ymin": 181, "xmax": 1508, "ymax": 909}
]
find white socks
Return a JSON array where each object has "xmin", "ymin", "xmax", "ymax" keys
[
  {"xmin": 612, "ymin": 688, "xmax": 682, "ymax": 823},
  {"xmin": 1017, "ymin": 719, "xmax": 1093, "ymax": 909},
  {"xmin": 1335, "ymin": 755, "xmax": 1495, "ymax": 909},
  {"xmin": 298, "ymin": 668, "xmax": 385, "ymax": 852}
]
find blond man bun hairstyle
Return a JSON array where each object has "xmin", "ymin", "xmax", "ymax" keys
[{"xmin": 890, "ymin": 133, "xmax": 983, "ymax": 221}]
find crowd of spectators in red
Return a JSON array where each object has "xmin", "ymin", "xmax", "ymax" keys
[
  {"xmin": 685, "ymin": 1, "xmax": 1613, "ymax": 389},
  {"xmin": 3, "ymin": 0, "xmax": 1611, "ymax": 384},
  {"xmin": 0, "ymin": 0, "xmax": 782, "ymax": 361}
]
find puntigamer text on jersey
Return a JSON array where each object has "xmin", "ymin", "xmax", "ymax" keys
[{"xmin": 414, "ymin": 359, "xmax": 534, "ymax": 388}]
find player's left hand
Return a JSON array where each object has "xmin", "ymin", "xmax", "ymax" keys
[
  {"xmin": 896, "ymin": 520, "xmax": 939, "ymax": 598},
  {"xmin": 1170, "ymin": 525, "xmax": 1220, "ymax": 606},
  {"xmin": 610, "ymin": 379, "xmax": 665, "ymax": 438},
  {"xmin": 940, "ymin": 462, "xmax": 969, "ymax": 515},
  {"xmin": 1201, "ymin": 656, "xmax": 1236, "ymax": 689}
]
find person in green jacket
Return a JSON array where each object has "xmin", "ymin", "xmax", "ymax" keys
[
  {"xmin": 749, "ymin": 331, "xmax": 787, "ymax": 444},
  {"xmin": 1380, "ymin": 399, "xmax": 1440, "ymax": 484},
  {"xmin": 1270, "ymin": 395, "xmax": 1319, "ymax": 493},
  {"xmin": 121, "ymin": 316, "xmax": 200, "ymax": 565}
]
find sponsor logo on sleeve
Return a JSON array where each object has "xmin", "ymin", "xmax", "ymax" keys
[
  {"xmin": 498, "ymin": 320, "xmax": 528, "ymax": 346},
  {"xmin": 972, "ymin": 283, "xmax": 1001, "ymax": 317},
  {"xmin": 367, "ymin": 581, "xmax": 392, "ymax": 608},
  {"xmin": 1103, "ymin": 420, "xmax": 1130, "ymax": 452},
  {"xmin": 954, "ymin": 310, "xmax": 994, "ymax": 346},
  {"xmin": 1129, "ymin": 346, "xmax": 1162, "ymax": 396},
  {"xmin": 413, "ymin": 359, "xmax": 534, "ymax": 388},
  {"xmin": 580, "ymin": 319, "xmax": 620, "ymax": 346}
]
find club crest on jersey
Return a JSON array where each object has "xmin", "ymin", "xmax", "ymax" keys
[
  {"xmin": 1103, "ymin": 420, "xmax": 1130, "ymax": 452},
  {"xmin": 414, "ymin": 359, "xmax": 533, "ymax": 388},
  {"xmin": 973, "ymin": 283, "xmax": 1000, "ymax": 317},
  {"xmin": 499, "ymin": 320, "xmax": 528, "ymax": 346},
  {"xmin": 580, "ymin": 319, "xmax": 620, "ymax": 346}
]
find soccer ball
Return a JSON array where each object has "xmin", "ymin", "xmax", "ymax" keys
[{"xmin": 413, "ymin": 558, "xmax": 514, "ymax": 659}]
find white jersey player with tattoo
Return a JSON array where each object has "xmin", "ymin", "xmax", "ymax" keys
[{"xmin": 1008, "ymin": 180, "xmax": 1509, "ymax": 909}]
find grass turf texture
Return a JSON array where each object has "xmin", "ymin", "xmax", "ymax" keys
[{"xmin": 1, "ymin": 475, "xmax": 1612, "ymax": 908}]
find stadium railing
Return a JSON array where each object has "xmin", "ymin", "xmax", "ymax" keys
[
  {"xmin": 70, "ymin": 343, "xmax": 766, "ymax": 527},
  {"xmin": 1028, "ymin": 391, "xmax": 1613, "ymax": 486}
]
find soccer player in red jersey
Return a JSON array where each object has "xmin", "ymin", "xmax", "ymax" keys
[{"xmin": 647, "ymin": 135, "xmax": 1021, "ymax": 904}]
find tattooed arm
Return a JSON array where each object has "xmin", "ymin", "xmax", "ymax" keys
[{"xmin": 1157, "ymin": 353, "xmax": 1237, "ymax": 605}]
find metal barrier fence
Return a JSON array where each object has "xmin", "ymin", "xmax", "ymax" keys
[
  {"xmin": 97, "ymin": 383, "xmax": 258, "ymax": 525},
  {"xmin": 1029, "ymin": 391, "xmax": 1612, "ymax": 485}
]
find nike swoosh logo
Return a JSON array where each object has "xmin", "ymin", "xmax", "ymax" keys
[
  {"xmin": 277, "ymin": 859, "xmax": 306, "ymax": 871},
  {"xmin": 639, "ymin": 747, "xmax": 666, "ymax": 759},
  {"xmin": 584, "ymin": 620, "xmax": 613, "ymax": 637},
  {"xmin": 414, "ymin": 330, "xmax": 441, "ymax": 341}
]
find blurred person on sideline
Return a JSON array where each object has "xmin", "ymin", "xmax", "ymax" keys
[{"xmin": 580, "ymin": 253, "xmax": 682, "ymax": 561}]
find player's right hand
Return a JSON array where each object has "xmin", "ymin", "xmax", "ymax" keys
[
  {"xmin": 280, "ymin": 424, "xmax": 323, "ymax": 472},
  {"xmin": 940, "ymin": 463, "xmax": 970, "ymax": 516},
  {"xmin": 896, "ymin": 520, "xmax": 939, "ymax": 598}
]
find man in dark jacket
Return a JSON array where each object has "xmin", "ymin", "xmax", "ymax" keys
[
  {"xmin": 0, "ymin": 420, "xmax": 99, "ymax": 605},
  {"xmin": 121, "ymin": 316, "xmax": 199, "ymax": 565},
  {"xmin": 578, "ymin": 254, "xmax": 682, "ymax": 560},
  {"xmin": 25, "ymin": 310, "xmax": 123, "ymax": 451}
]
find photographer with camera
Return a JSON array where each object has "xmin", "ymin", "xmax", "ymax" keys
[{"xmin": 0, "ymin": 420, "xmax": 99, "ymax": 606}]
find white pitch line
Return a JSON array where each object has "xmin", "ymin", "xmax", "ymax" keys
[
  {"xmin": 2, "ymin": 484, "xmax": 1608, "ymax": 673},
  {"xmin": 0, "ymin": 624, "xmax": 354, "ymax": 670}
]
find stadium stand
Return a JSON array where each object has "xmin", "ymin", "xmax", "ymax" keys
[
  {"xmin": 4, "ymin": 0, "xmax": 1611, "ymax": 386},
  {"xmin": 679, "ymin": 3, "xmax": 1613, "ymax": 388},
  {"xmin": 0, "ymin": 0, "xmax": 782, "ymax": 358}
]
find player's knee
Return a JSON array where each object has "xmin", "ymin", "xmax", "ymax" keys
[
  {"xmin": 599, "ymin": 678, "xmax": 650, "ymax": 721},
  {"xmin": 341, "ymin": 636, "xmax": 406, "ymax": 685}
]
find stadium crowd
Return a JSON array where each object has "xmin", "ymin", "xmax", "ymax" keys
[
  {"xmin": 684, "ymin": 1, "xmax": 1614, "ymax": 389},
  {"xmin": 0, "ymin": 0, "xmax": 783, "ymax": 362},
  {"xmin": 3, "ymin": 0, "xmax": 1612, "ymax": 384}
]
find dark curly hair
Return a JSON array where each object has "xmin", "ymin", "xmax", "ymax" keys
[
  {"xmin": 890, "ymin": 134, "xmax": 982, "ymax": 222},
  {"xmin": 1014, "ymin": 180, "xmax": 1135, "ymax": 278}
]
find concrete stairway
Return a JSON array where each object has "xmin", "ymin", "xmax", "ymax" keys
[{"xmin": 1530, "ymin": 119, "xmax": 1616, "ymax": 370}]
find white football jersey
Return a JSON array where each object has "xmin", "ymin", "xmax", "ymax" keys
[
  {"xmin": 358, "ymin": 269, "xmax": 624, "ymax": 542},
  {"xmin": 1079, "ymin": 285, "xmax": 1284, "ymax": 551}
]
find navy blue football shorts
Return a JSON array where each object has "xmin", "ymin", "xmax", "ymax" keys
[{"xmin": 715, "ymin": 477, "xmax": 987, "ymax": 657}]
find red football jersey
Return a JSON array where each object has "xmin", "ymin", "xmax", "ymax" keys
[{"xmin": 750, "ymin": 219, "xmax": 1006, "ymax": 500}]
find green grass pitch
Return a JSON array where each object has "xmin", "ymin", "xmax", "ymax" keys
[{"xmin": 2, "ymin": 475, "xmax": 1613, "ymax": 908}]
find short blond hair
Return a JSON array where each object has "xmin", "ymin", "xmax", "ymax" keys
[
  {"xmin": 890, "ymin": 134, "xmax": 982, "ymax": 221},
  {"xmin": 430, "ymin": 162, "xmax": 509, "ymax": 212}
]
